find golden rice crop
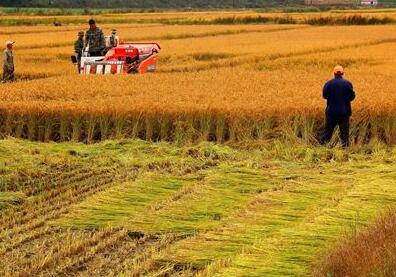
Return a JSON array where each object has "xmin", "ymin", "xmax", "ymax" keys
[
  {"xmin": 1, "ymin": 21, "xmax": 396, "ymax": 144},
  {"xmin": 0, "ymin": 24, "xmax": 288, "ymax": 50},
  {"xmin": 1, "ymin": 66, "xmax": 395, "ymax": 144},
  {"xmin": 9, "ymin": 25, "xmax": 396, "ymax": 76},
  {"xmin": 6, "ymin": 24, "xmax": 299, "ymax": 79},
  {"xmin": 4, "ymin": 9, "xmax": 396, "ymax": 25}
]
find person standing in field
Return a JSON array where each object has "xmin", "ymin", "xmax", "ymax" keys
[
  {"xmin": 85, "ymin": 19, "xmax": 105, "ymax": 57},
  {"xmin": 109, "ymin": 29, "xmax": 119, "ymax": 48},
  {"xmin": 2, "ymin": 41, "xmax": 15, "ymax": 83},
  {"xmin": 320, "ymin": 65, "xmax": 356, "ymax": 147},
  {"xmin": 104, "ymin": 29, "xmax": 119, "ymax": 54},
  {"xmin": 74, "ymin": 31, "xmax": 85, "ymax": 73}
]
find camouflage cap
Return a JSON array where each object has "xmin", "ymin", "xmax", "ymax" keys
[
  {"xmin": 78, "ymin": 31, "xmax": 84, "ymax": 36},
  {"xmin": 112, "ymin": 29, "xmax": 117, "ymax": 33}
]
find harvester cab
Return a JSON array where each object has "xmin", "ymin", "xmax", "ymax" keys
[{"xmin": 75, "ymin": 38, "xmax": 161, "ymax": 75}]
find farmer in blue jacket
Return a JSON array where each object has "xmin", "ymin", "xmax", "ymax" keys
[{"xmin": 320, "ymin": 66, "xmax": 356, "ymax": 147}]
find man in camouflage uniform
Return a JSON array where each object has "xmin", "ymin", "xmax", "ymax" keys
[
  {"xmin": 85, "ymin": 19, "xmax": 105, "ymax": 57},
  {"xmin": 74, "ymin": 31, "xmax": 84, "ymax": 73},
  {"xmin": 2, "ymin": 41, "xmax": 15, "ymax": 83}
]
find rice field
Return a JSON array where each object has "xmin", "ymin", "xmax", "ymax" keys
[
  {"xmin": 1, "ymin": 10, "xmax": 396, "ymax": 276},
  {"xmin": 3, "ymin": 9, "xmax": 396, "ymax": 25},
  {"xmin": 1, "ymin": 17, "xmax": 396, "ymax": 144}
]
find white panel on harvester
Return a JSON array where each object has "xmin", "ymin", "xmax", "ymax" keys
[
  {"xmin": 116, "ymin": 64, "xmax": 123, "ymax": 74},
  {"xmin": 85, "ymin": 65, "xmax": 91, "ymax": 75},
  {"xmin": 96, "ymin": 64, "xmax": 104, "ymax": 74},
  {"xmin": 104, "ymin": 65, "xmax": 111, "ymax": 74}
]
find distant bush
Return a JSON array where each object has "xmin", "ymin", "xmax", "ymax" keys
[
  {"xmin": 281, "ymin": 6, "xmax": 322, "ymax": 13},
  {"xmin": 274, "ymin": 15, "xmax": 297, "ymax": 24},
  {"xmin": 305, "ymin": 15, "xmax": 395, "ymax": 25},
  {"xmin": 193, "ymin": 15, "xmax": 297, "ymax": 25},
  {"xmin": 211, "ymin": 16, "xmax": 272, "ymax": 24}
]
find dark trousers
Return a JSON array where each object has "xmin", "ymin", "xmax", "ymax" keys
[
  {"xmin": 320, "ymin": 115, "xmax": 350, "ymax": 147},
  {"xmin": 76, "ymin": 55, "xmax": 82, "ymax": 74},
  {"xmin": 2, "ymin": 67, "xmax": 15, "ymax": 82}
]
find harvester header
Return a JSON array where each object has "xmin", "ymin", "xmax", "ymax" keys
[{"xmin": 73, "ymin": 37, "xmax": 161, "ymax": 75}]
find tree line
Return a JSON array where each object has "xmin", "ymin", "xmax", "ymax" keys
[{"xmin": 0, "ymin": 0, "xmax": 296, "ymax": 9}]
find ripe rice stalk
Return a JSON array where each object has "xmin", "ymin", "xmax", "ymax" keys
[
  {"xmin": 99, "ymin": 115, "xmax": 111, "ymax": 141},
  {"xmin": 129, "ymin": 116, "xmax": 143, "ymax": 140},
  {"xmin": 14, "ymin": 114, "xmax": 25, "ymax": 139},
  {"xmin": 301, "ymin": 116, "xmax": 319, "ymax": 144},
  {"xmin": 174, "ymin": 115, "xmax": 196, "ymax": 144},
  {"xmin": 351, "ymin": 117, "xmax": 370, "ymax": 146},
  {"xmin": 59, "ymin": 115, "xmax": 71, "ymax": 142},
  {"xmin": 0, "ymin": 112, "xmax": 14, "ymax": 138},
  {"xmin": 276, "ymin": 116, "xmax": 300, "ymax": 144},
  {"xmin": 145, "ymin": 117, "xmax": 155, "ymax": 141},
  {"xmin": 254, "ymin": 118, "xmax": 275, "ymax": 140},
  {"xmin": 27, "ymin": 114, "xmax": 37, "ymax": 140},
  {"xmin": 229, "ymin": 117, "xmax": 255, "ymax": 142},
  {"xmin": 184, "ymin": 114, "xmax": 202, "ymax": 144},
  {"xmin": 44, "ymin": 115, "xmax": 56, "ymax": 142},
  {"xmin": 198, "ymin": 113, "xmax": 212, "ymax": 141},
  {"xmin": 71, "ymin": 115, "xmax": 82, "ymax": 142},
  {"xmin": 36, "ymin": 115, "xmax": 47, "ymax": 141},
  {"xmin": 86, "ymin": 115, "xmax": 97, "ymax": 143},
  {"xmin": 383, "ymin": 116, "xmax": 396, "ymax": 145},
  {"xmin": 159, "ymin": 117, "xmax": 172, "ymax": 141},
  {"xmin": 114, "ymin": 115, "xmax": 127, "ymax": 140},
  {"xmin": 368, "ymin": 117, "xmax": 381, "ymax": 143},
  {"xmin": 215, "ymin": 115, "xmax": 227, "ymax": 143}
]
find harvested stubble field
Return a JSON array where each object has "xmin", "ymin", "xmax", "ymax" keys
[
  {"xmin": 1, "ymin": 10, "xmax": 396, "ymax": 276},
  {"xmin": 0, "ymin": 138, "xmax": 396, "ymax": 276}
]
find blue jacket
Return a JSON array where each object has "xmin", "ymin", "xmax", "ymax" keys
[{"xmin": 323, "ymin": 76, "xmax": 356, "ymax": 117}]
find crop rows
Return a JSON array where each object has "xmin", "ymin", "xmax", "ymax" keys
[
  {"xmin": 1, "ymin": 24, "xmax": 396, "ymax": 145},
  {"xmin": 1, "ymin": 138, "xmax": 396, "ymax": 275},
  {"xmin": 0, "ymin": 139, "xmax": 226, "ymax": 276}
]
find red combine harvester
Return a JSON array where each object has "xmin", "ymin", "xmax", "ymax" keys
[{"xmin": 77, "ymin": 41, "xmax": 161, "ymax": 75}]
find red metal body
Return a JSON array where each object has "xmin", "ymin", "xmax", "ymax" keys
[{"xmin": 80, "ymin": 42, "xmax": 161, "ymax": 75}]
